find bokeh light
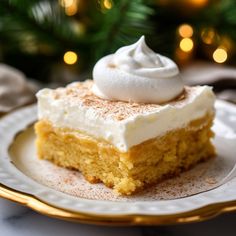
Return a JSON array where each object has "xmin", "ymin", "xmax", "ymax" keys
[
  {"xmin": 59, "ymin": 0, "xmax": 74, "ymax": 8},
  {"xmin": 213, "ymin": 48, "xmax": 227, "ymax": 63},
  {"xmin": 178, "ymin": 24, "xmax": 193, "ymax": 38},
  {"xmin": 59, "ymin": 0, "xmax": 78, "ymax": 16},
  {"xmin": 179, "ymin": 38, "xmax": 194, "ymax": 52},
  {"xmin": 221, "ymin": 36, "xmax": 233, "ymax": 51},
  {"xmin": 65, "ymin": 4, "xmax": 78, "ymax": 15},
  {"xmin": 103, "ymin": 0, "xmax": 113, "ymax": 9},
  {"xmin": 189, "ymin": 0, "xmax": 208, "ymax": 7},
  {"xmin": 63, "ymin": 51, "xmax": 78, "ymax": 65},
  {"xmin": 201, "ymin": 28, "xmax": 216, "ymax": 45}
]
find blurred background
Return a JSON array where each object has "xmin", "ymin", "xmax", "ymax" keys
[{"xmin": 0, "ymin": 0, "xmax": 236, "ymax": 113}]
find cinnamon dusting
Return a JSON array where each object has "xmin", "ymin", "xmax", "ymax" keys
[{"xmin": 52, "ymin": 80, "xmax": 195, "ymax": 121}]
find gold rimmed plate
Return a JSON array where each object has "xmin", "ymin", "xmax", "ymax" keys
[{"xmin": 0, "ymin": 101, "xmax": 236, "ymax": 225}]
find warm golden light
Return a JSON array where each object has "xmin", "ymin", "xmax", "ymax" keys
[
  {"xmin": 178, "ymin": 24, "xmax": 193, "ymax": 38},
  {"xmin": 179, "ymin": 38, "xmax": 194, "ymax": 52},
  {"xmin": 63, "ymin": 51, "xmax": 78, "ymax": 65},
  {"xmin": 59, "ymin": 0, "xmax": 78, "ymax": 16},
  {"xmin": 72, "ymin": 22, "xmax": 85, "ymax": 35},
  {"xmin": 59, "ymin": 0, "xmax": 73, "ymax": 8},
  {"xmin": 175, "ymin": 48, "xmax": 192, "ymax": 64},
  {"xmin": 65, "ymin": 4, "xmax": 77, "ymax": 15},
  {"xmin": 190, "ymin": 0, "xmax": 208, "ymax": 7},
  {"xmin": 201, "ymin": 28, "xmax": 216, "ymax": 44},
  {"xmin": 213, "ymin": 48, "xmax": 227, "ymax": 63},
  {"xmin": 103, "ymin": 0, "xmax": 113, "ymax": 9},
  {"xmin": 221, "ymin": 36, "xmax": 233, "ymax": 51}
]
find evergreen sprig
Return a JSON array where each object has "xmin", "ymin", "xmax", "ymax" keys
[
  {"xmin": 4, "ymin": 0, "xmax": 236, "ymax": 82},
  {"xmin": 0, "ymin": 0, "xmax": 83, "ymax": 54},
  {"xmin": 0, "ymin": 0, "xmax": 155, "ymax": 80},
  {"xmin": 88, "ymin": 0, "xmax": 155, "ymax": 61}
]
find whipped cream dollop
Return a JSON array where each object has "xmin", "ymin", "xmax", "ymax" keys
[{"xmin": 92, "ymin": 36, "xmax": 184, "ymax": 104}]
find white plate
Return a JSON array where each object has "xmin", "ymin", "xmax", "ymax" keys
[{"xmin": 0, "ymin": 100, "xmax": 236, "ymax": 225}]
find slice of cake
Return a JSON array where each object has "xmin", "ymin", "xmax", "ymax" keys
[{"xmin": 35, "ymin": 36, "xmax": 215, "ymax": 195}]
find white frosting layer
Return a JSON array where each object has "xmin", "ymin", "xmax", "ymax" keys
[
  {"xmin": 93, "ymin": 36, "xmax": 184, "ymax": 103},
  {"xmin": 37, "ymin": 84, "xmax": 215, "ymax": 152}
]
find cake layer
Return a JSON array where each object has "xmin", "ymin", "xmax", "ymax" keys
[
  {"xmin": 36, "ymin": 80, "xmax": 215, "ymax": 152},
  {"xmin": 35, "ymin": 113, "xmax": 215, "ymax": 195}
]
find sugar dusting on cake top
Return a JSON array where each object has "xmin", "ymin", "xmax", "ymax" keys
[{"xmin": 53, "ymin": 80, "xmax": 196, "ymax": 121}]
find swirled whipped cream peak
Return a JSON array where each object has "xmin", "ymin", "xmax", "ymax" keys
[{"xmin": 92, "ymin": 36, "xmax": 184, "ymax": 104}]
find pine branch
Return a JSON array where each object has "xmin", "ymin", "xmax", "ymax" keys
[
  {"xmin": 0, "ymin": 0, "xmax": 85, "ymax": 54},
  {"xmin": 193, "ymin": 0, "xmax": 236, "ymax": 40},
  {"xmin": 89, "ymin": 0, "xmax": 155, "ymax": 61}
]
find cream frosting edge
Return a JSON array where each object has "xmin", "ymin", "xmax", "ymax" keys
[{"xmin": 36, "ymin": 85, "xmax": 215, "ymax": 152}]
